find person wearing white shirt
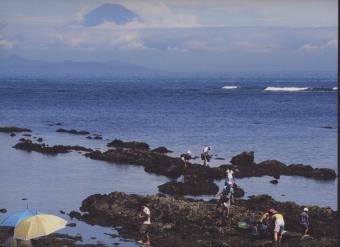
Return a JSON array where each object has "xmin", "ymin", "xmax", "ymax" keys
[
  {"xmin": 201, "ymin": 146, "xmax": 211, "ymax": 166},
  {"xmin": 137, "ymin": 201, "xmax": 151, "ymax": 245}
]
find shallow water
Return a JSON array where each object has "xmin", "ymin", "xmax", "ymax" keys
[
  {"xmin": 0, "ymin": 71, "xmax": 337, "ymax": 244},
  {"xmin": 0, "ymin": 135, "xmax": 168, "ymax": 245}
]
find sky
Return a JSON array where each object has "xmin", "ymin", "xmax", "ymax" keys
[{"xmin": 0, "ymin": 0, "xmax": 338, "ymax": 71}]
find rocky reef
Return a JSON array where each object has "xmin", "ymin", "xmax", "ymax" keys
[
  {"xmin": 107, "ymin": 139, "xmax": 150, "ymax": 150},
  {"xmin": 85, "ymin": 149, "xmax": 336, "ymax": 182},
  {"xmin": 74, "ymin": 192, "xmax": 337, "ymax": 247},
  {"xmin": 230, "ymin": 152, "xmax": 337, "ymax": 180},
  {"xmin": 151, "ymin": 146, "xmax": 173, "ymax": 153},
  {"xmin": 13, "ymin": 139, "xmax": 92, "ymax": 154},
  {"xmin": 85, "ymin": 148, "xmax": 184, "ymax": 179},
  {"xmin": 56, "ymin": 128, "xmax": 90, "ymax": 135},
  {"xmin": 0, "ymin": 126, "xmax": 31, "ymax": 133},
  {"xmin": 158, "ymin": 180, "xmax": 219, "ymax": 196},
  {"xmin": 0, "ymin": 229, "xmax": 106, "ymax": 247}
]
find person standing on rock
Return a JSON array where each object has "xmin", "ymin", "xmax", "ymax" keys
[
  {"xmin": 180, "ymin": 150, "xmax": 192, "ymax": 168},
  {"xmin": 201, "ymin": 146, "xmax": 211, "ymax": 166},
  {"xmin": 216, "ymin": 182, "xmax": 234, "ymax": 224},
  {"xmin": 137, "ymin": 201, "xmax": 151, "ymax": 245},
  {"xmin": 299, "ymin": 207, "xmax": 310, "ymax": 236}
]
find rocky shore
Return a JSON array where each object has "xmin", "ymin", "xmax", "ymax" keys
[
  {"xmin": 10, "ymin": 135, "xmax": 337, "ymax": 197},
  {"xmin": 56, "ymin": 128, "xmax": 90, "ymax": 135},
  {"xmin": 72, "ymin": 192, "xmax": 337, "ymax": 247},
  {"xmin": 0, "ymin": 126, "xmax": 32, "ymax": 133},
  {"xmin": 0, "ymin": 229, "xmax": 106, "ymax": 247},
  {"xmin": 85, "ymin": 148, "xmax": 337, "ymax": 181},
  {"xmin": 13, "ymin": 139, "xmax": 93, "ymax": 154}
]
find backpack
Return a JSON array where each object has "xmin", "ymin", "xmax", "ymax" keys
[
  {"xmin": 222, "ymin": 186, "xmax": 231, "ymax": 197},
  {"xmin": 201, "ymin": 153, "xmax": 205, "ymax": 160}
]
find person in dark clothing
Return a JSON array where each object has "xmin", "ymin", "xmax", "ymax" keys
[
  {"xmin": 180, "ymin": 150, "xmax": 192, "ymax": 168},
  {"xmin": 300, "ymin": 207, "xmax": 310, "ymax": 235},
  {"xmin": 216, "ymin": 183, "xmax": 235, "ymax": 219}
]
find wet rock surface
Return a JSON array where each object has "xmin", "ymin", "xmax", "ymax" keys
[
  {"xmin": 151, "ymin": 146, "xmax": 173, "ymax": 153},
  {"xmin": 0, "ymin": 229, "xmax": 106, "ymax": 247},
  {"xmin": 158, "ymin": 180, "xmax": 219, "ymax": 196},
  {"xmin": 57, "ymin": 128, "xmax": 90, "ymax": 135},
  {"xmin": 85, "ymin": 148, "xmax": 336, "ymax": 183},
  {"xmin": 85, "ymin": 148, "xmax": 184, "ymax": 179},
  {"xmin": 107, "ymin": 139, "xmax": 150, "ymax": 150},
  {"xmin": 76, "ymin": 192, "xmax": 337, "ymax": 247},
  {"xmin": 230, "ymin": 151, "xmax": 255, "ymax": 167},
  {"xmin": 13, "ymin": 139, "xmax": 93, "ymax": 154},
  {"xmin": 0, "ymin": 126, "xmax": 32, "ymax": 133},
  {"xmin": 234, "ymin": 159, "xmax": 337, "ymax": 180}
]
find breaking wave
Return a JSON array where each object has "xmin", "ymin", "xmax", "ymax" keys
[
  {"xmin": 222, "ymin": 86, "xmax": 238, "ymax": 90},
  {"xmin": 264, "ymin": 87, "xmax": 309, "ymax": 92}
]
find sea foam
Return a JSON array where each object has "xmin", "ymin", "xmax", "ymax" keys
[
  {"xmin": 222, "ymin": 86, "xmax": 238, "ymax": 90},
  {"xmin": 264, "ymin": 87, "xmax": 309, "ymax": 92}
]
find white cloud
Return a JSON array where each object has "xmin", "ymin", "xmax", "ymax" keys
[
  {"xmin": 52, "ymin": 30, "xmax": 146, "ymax": 51},
  {"xmin": 298, "ymin": 39, "xmax": 338, "ymax": 52}
]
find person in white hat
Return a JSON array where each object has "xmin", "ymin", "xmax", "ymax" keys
[{"xmin": 299, "ymin": 207, "xmax": 310, "ymax": 235}]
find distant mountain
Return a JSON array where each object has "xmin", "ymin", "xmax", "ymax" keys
[
  {"xmin": 82, "ymin": 3, "xmax": 141, "ymax": 27},
  {"xmin": 0, "ymin": 56, "xmax": 154, "ymax": 77}
]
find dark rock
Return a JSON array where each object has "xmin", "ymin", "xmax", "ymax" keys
[
  {"xmin": 270, "ymin": 179, "xmax": 278, "ymax": 184},
  {"xmin": 85, "ymin": 149, "xmax": 183, "ymax": 179},
  {"xmin": 215, "ymin": 157, "xmax": 225, "ymax": 160},
  {"xmin": 59, "ymin": 210, "xmax": 65, "ymax": 214},
  {"xmin": 107, "ymin": 139, "xmax": 150, "ymax": 150},
  {"xmin": 287, "ymin": 164, "xmax": 337, "ymax": 180},
  {"xmin": 233, "ymin": 184, "xmax": 245, "ymax": 198},
  {"xmin": 22, "ymin": 198, "xmax": 27, "ymax": 201},
  {"xmin": 158, "ymin": 180, "xmax": 219, "ymax": 196},
  {"xmin": 13, "ymin": 139, "xmax": 93, "ymax": 154},
  {"xmin": 0, "ymin": 208, "xmax": 7, "ymax": 213},
  {"xmin": 0, "ymin": 126, "xmax": 31, "ymax": 133},
  {"xmin": 85, "ymin": 148, "xmax": 336, "ymax": 184},
  {"xmin": 9, "ymin": 133, "xmax": 16, "ymax": 137},
  {"xmin": 22, "ymin": 133, "xmax": 32, "ymax": 137},
  {"xmin": 230, "ymin": 151, "xmax": 255, "ymax": 167},
  {"xmin": 86, "ymin": 136, "xmax": 93, "ymax": 139},
  {"xmin": 76, "ymin": 192, "xmax": 337, "ymax": 247},
  {"xmin": 56, "ymin": 128, "xmax": 90, "ymax": 135},
  {"xmin": 55, "ymin": 123, "xmax": 62, "ymax": 126},
  {"xmin": 37, "ymin": 137, "xmax": 43, "ymax": 142},
  {"xmin": 66, "ymin": 222, "xmax": 77, "ymax": 227},
  {"xmin": 68, "ymin": 211, "xmax": 82, "ymax": 220},
  {"xmin": 93, "ymin": 135, "xmax": 103, "ymax": 140},
  {"xmin": 233, "ymin": 158, "xmax": 337, "ymax": 181},
  {"xmin": 151, "ymin": 146, "xmax": 173, "ymax": 153},
  {"xmin": 273, "ymin": 174, "xmax": 280, "ymax": 179},
  {"xmin": 321, "ymin": 126, "xmax": 333, "ymax": 129}
]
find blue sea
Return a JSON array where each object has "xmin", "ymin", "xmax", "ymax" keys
[{"xmin": 0, "ymin": 71, "xmax": 337, "ymax": 245}]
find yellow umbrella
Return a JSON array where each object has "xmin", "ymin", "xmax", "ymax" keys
[{"xmin": 14, "ymin": 214, "xmax": 67, "ymax": 240}]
